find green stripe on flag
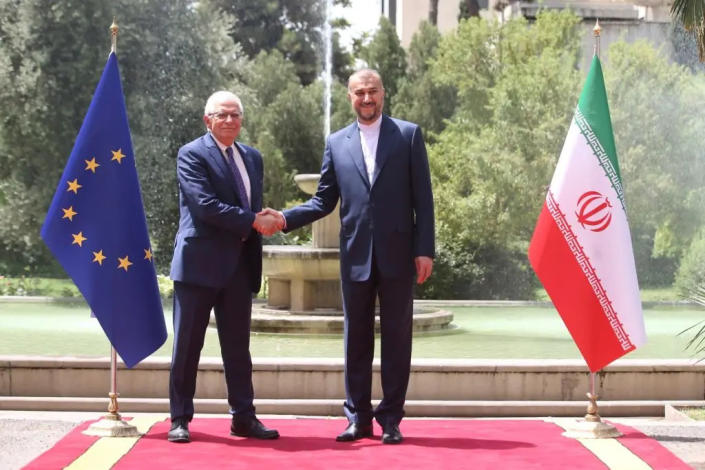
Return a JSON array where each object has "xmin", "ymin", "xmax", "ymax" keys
[
  {"xmin": 577, "ymin": 55, "xmax": 625, "ymax": 209},
  {"xmin": 578, "ymin": 56, "xmax": 620, "ymax": 179}
]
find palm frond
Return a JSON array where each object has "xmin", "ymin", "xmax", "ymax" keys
[
  {"xmin": 671, "ymin": 0, "xmax": 705, "ymax": 61},
  {"xmin": 671, "ymin": 0, "xmax": 705, "ymax": 28},
  {"xmin": 680, "ymin": 285, "xmax": 705, "ymax": 360}
]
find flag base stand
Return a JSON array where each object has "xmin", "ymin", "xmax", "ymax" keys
[
  {"xmin": 561, "ymin": 392, "xmax": 622, "ymax": 439},
  {"xmin": 560, "ymin": 419, "xmax": 622, "ymax": 439},
  {"xmin": 83, "ymin": 392, "xmax": 141, "ymax": 437}
]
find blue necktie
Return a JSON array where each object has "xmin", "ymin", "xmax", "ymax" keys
[{"xmin": 225, "ymin": 146, "xmax": 250, "ymax": 211}]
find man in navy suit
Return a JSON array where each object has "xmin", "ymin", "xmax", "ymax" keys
[
  {"xmin": 278, "ymin": 69, "xmax": 435, "ymax": 444},
  {"xmin": 167, "ymin": 91, "xmax": 281, "ymax": 443}
]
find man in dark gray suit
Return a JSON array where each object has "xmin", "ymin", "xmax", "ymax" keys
[
  {"xmin": 167, "ymin": 91, "xmax": 281, "ymax": 443},
  {"xmin": 277, "ymin": 69, "xmax": 435, "ymax": 444}
]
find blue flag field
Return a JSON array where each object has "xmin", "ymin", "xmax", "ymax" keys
[{"xmin": 41, "ymin": 52, "xmax": 167, "ymax": 368}]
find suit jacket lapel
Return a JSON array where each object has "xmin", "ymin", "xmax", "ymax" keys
[
  {"xmin": 371, "ymin": 115, "xmax": 392, "ymax": 188},
  {"xmin": 344, "ymin": 122, "xmax": 371, "ymax": 189},
  {"xmin": 205, "ymin": 133, "xmax": 232, "ymax": 185}
]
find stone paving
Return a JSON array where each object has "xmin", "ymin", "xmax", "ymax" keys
[{"xmin": 613, "ymin": 418, "xmax": 705, "ymax": 470}]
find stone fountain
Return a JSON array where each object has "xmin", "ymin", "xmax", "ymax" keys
[
  {"xmin": 253, "ymin": 174, "xmax": 453, "ymax": 334},
  {"xmin": 262, "ymin": 174, "xmax": 342, "ymax": 313}
]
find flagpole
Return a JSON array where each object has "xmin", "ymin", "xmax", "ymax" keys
[
  {"xmin": 108, "ymin": 346, "xmax": 123, "ymax": 421},
  {"xmin": 110, "ymin": 17, "xmax": 118, "ymax": 54},
  {"xmin": 593, "ymin": 19, "xmax": 601, "ymax": 58},
  {"xmin": 560, "ymin": 21, "xmax": 623, "ymax": 439},
  {"xmin": 585, "ymin": 17, "xmax": 607, "ymax": 427},
  {"xmin": 585, "ymin": 372, "xmax": 600, "ymax": 423},
  {"xmin": 83, "ymin": 19, "xmax": 141, "ymax": 438}
]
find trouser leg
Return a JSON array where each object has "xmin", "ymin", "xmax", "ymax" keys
[
  {"xmin": 214, "ymin": 259, "xmax": 256, "ymax": 418},
  {"xmin": 169, "ymin": 281, "xmax": 215, "ymax": 420},
  {"xmin": 341, "ymin": 275, "xmax": 377, "ymax": 425},
  {"xmin": 374, "ymin": 273, "xmax": 414, "ymax": 427}
]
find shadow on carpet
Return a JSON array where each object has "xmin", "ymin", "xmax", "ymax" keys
[{"xmin": 23, "ymin": 418, "xmax": 690, "ymax": 469}]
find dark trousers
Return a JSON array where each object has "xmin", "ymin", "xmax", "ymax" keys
[
  {"xmin": 169, "ymin": 259, "xmax": 255, "ymax": 421},
  {"xmin": 341, "ymin": 255, "xmax": 414, "ymax": 427}
]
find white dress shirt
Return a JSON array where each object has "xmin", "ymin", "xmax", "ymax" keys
[{"xmin": 358, "ymin": 116, "xmax": 382, "ymax": 184}]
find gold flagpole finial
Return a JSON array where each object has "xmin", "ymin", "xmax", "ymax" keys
[
  {"xmin": 593, "ymin": 19, "xmax": 601, "ymax": 58},
  {"xmin": 110, "ymin": 17, "xmax": 118, "ymax": 54}
]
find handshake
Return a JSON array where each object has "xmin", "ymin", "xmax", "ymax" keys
[{"xmin": 252, "ymin": 208, "xmax": 285, "ymax": 236}]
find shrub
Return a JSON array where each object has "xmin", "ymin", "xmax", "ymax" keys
[{"xmin": 674, "ymin": 228, "xmax": 705, "ymax": 297}]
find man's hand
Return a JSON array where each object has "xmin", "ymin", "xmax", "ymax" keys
[
  {"xmin": 415, "ymin": 256, "xmax": 433, "ymax": 284},
  {"xmin": 253, "ymin": 208, "xmax": 285, "ymax": 236}
]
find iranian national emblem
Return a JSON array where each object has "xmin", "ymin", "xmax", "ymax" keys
[{"xmin": 576, "ymin": 190, "xmax": 612, "ymax": 232}]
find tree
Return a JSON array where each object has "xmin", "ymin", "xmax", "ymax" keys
[
  {"xmin": 670, "ymin": 0, "xmax": 705, "ymax": 61},
  {"xmin": 604, "ymin": 40, "xmax": 705, "ymax": 286},
  {"xmin": 202, "ymin": 0, "xmax": 353, "ymax": 85},
  {"xmin": 392, "ymin": 21, "xmax": 456, "ymax": 139},
  {"xmin": 674, "ymin": 228, "xmax": 705, "ymax": 296},
  {"xmin": 0, "ymin": 0, "xmax": 250, "ymax": 274},
  {"xmin": 413, "ymin": 10, "xmax": 705, "ymax": 298},
  {"xmin": 0, "ymin": 0, "xmax": 113, "ymax": 274},
  {"xmin": 358, "ymin": 16, "xmax": 407, "ymax": 114},
  {"xmin": 416, "ymin": 11, "xmax": 583, "ymax": 299},
  {"xmin": 670, "ymin": 20, "xmax": 705, "ymax": 72},
  {"xmin": 238, "ymin": 49, "xmax": 353, "ymax": 210}
]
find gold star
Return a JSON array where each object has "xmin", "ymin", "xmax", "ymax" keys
[
  {"xmin": 92, "ymin": 250, "xmax": 106, "ymax": 265},
  {"xmin": 117, "ymin": 255, "xmax": 133, "ymax": 271},
  {"xmin": 144, "ymin": 248, "xmax": 153, "ymax": 261},
  {"xmin": 62, "ymin": 206, "xmax": 77, "ymax": 221},
  {"xmin": 111, "ymin": 149, "xmax": 126, "ymax": 164},
  {"xmin": 85, "ymin": 157, "xmax": 100, "ymax": 173},
  {"xmin": 66, "ymin": 179, "xmax": 82, "ymax": 194},
  {"xmin": 71, "ymin": 232, "xmax": 87, "ymax": 247}
]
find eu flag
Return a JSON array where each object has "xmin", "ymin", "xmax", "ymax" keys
[{"xmin": 41, "ymin": 52, "xmax": 167, "ymax": 368}]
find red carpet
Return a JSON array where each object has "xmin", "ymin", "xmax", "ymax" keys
[
  {"xmin": 614, "ymin": 423, "xmax": 693, "ymax": 469},
  {"xmin": 22, "ymin": 420, "xmax": 101, "ymax": 470},
  {"xmin": 24, "ymin": 418, "xmax": 690, "ymax": 470}
]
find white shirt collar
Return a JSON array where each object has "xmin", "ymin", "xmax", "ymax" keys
[
  {"xmin": 358, "ymin": 115, "xmax": 382, "ymax": 133},
  {"xmin": 210, "ymin": 132, "xmax": 235, "ymax": 155}
]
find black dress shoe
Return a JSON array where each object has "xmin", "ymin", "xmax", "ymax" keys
[
  {"xmin": 336, "ymin": 422, "xmax": 373, "ymax": 442},
  {"xmin": 381, "ymin": 424, "xmax": 403, "ymax": 444},
  {"xmin": 231, "ymin": 417, "xmax": 279, "ymax": 439},
  {"xmin": 168, "ymin": 418, "xmax": 190, "ymax": 443}
]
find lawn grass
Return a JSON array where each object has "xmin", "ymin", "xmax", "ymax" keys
[
  {"xmin": 681, "ymin": 407, "xmax": 705, "ymax": 421},
  {"xmin": 534, "ymin": 286, "xmax": 679, "ymax": 302},
  {"xmin": 1, "ymin": 276, "xmax": 683, "ymax": 303},
  {"xmin": 1, "ymin": 301, "xmax": 703, "ymax": 360}
]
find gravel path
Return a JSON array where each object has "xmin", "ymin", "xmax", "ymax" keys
[{"xmin": 0, "ymin": 414, "xmax": 82, "ymax": 470}]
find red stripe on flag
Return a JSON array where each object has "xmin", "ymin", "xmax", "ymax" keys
[{"xmin": 529, "ymin": 203, "xmax": 634, "ymax": 372}]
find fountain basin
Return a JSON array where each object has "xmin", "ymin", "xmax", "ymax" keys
[
  {"xmin": 251, "ymin": 306, "xmax": 454, "ymax": 334},
  {"xmin": 263, "ymin": 245, "xmax": 341, "ymax": 312},
  {"xmin": 257, "ymin": 174, "xmax": 454, "ymax": 333},
  {"xmin": 263, "ymin": 245, "xmax": 340, "ymax": 278}
]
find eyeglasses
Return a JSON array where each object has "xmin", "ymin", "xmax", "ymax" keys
[{"xmin": 209, "ymin": 111, "xmax": 242, "ymax": 121}]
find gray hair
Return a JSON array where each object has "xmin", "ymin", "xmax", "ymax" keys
[{"xmin": 204, "ymin": 91, "xmax": 244, "ymax": 117}]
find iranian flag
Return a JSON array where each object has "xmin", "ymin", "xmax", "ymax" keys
[{"xmin": 528, "ymin": 56, "xmax": 646, "ymax": 372}]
